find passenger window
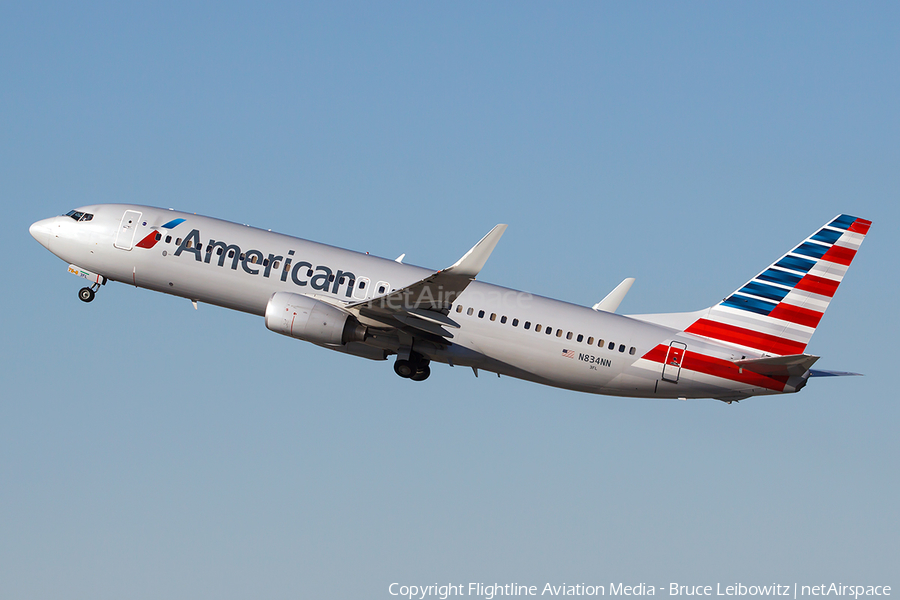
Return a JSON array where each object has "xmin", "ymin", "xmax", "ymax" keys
[
  {"xmin": 566, "ymin": 332, "xmax": 573, "ymax": 340},
  {"xmin": 378, "ymin": 285, "xmax": 386, "ymax": 294},
  {"xmin": 577, "ymin": 334, "xmax": 583, "ymax": 342},
  {"xmin": 155, "ymin": 232, "xmax": 161, "ymax": 241},
  {"xmin": 186, "ymin": 240, "xmax": 193, "ymax": 249},
  {"xmin": 329, "ymin": 274, "xmax": 335, "ymax": 282},
  {"xmin": 587, "ymin": 337, "xmax": 594, "ymax": 345},
  {"xmin": 467, "ymin": 308, "xmax": 474, "ymax": 316},
  {"xmin": 251, "ymin": 255, "xmax": 258, "ymax": 264},
  {"xmin": 456, "ymin": 305, "xmax": 463, "ymax": 313},
  {"xmin": 535, "ymin": 324, "xmax": 542, "ymax": 333},
  {"xmin": 176, "ymin": 238, "xmax": 182, "ymax": 245},
  {"xmin": 512, "ymin": 318, "xmax": 519, "ymax": 327},
  {"xmin": 228, "ymin": 249, "xmax": 234, "ymax": 258},
  {"xmin": 608, "ymin": 342, "xmax": 615, "ymax": 350},
  {"xmin": 478, "ymin": 310, "xmax": 485, "ymax": 318},
  {"xmin": 166, "ymin": 235, "xmax": 172, "ymax": 244},
  {"xmin": 359, "ymin": 281, "xmax": 366, "ymax": 288},
  {"xmin": 525, "ymin": 321, "xmax": 531, "ymax": 330},
  {"xmin": 273, "ymin": 261, "xmax": 280, "ymax": 270},
  {"xmin": 490, "ymin": 313, "xmax": 496, "ymax": 321},
  {"xmin": 500, "ymin": 316, "xmax": 507, "ymax": 324},
  {"xmin": 197, "ymin": 243, "xmax": 202, "ymax": 251},
  {"xmin": 240, "ymin": 253, "xmax": 246, "ymax": 260},
  {"xmin": 629, "ymin": 347, "xmax": 636, "ymax": 355},
  {"xmin": 546, "ymin": 327, "xmax": 553, "ymax": 335},
  {"xmin": 598, "ymin": 339, "xmax": 605, "ymax": 347},
  {"xmin": 619, "ymin": 344, "xmax": 626, "ymax": 353}
]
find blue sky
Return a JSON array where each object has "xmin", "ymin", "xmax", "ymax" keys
[{"xmin": 2, "ymin": 3, "xmax": 897, "ymax": 599}]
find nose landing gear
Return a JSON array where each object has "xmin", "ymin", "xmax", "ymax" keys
[
  {"xmin": 78, "ymin": 283, "xmax": 100, "ymax": 303},
  {"xmin": 394, "ymin": 353, "xmax": 431, "ymax": 381}
]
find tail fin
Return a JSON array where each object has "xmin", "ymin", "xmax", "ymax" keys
[{"xmin": 685, "ymin": 214, "xmax": 871, "ymax": 356}]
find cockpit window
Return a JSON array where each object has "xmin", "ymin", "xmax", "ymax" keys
[{"xmin": 64, "ymin": 210, "xmax": 93, "ymax": 222}]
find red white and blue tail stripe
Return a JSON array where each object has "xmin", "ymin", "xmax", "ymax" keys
[{"xmin": 685, "ymin": 214, "xmax": 871, "ymax": 356}]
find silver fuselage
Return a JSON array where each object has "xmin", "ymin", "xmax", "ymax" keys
[{"xmin": 30, "ymin": 204, "xmax": 788, "ymax": 400}]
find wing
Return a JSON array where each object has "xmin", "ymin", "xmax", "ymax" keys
[{"xmin": 344, "ymin": 224, "xmax": 507, "ymax": 338}]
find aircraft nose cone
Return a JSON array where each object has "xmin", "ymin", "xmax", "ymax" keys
[{"xmin": 29, "ymin": 218, "xmax": 53, "ymax": 249}]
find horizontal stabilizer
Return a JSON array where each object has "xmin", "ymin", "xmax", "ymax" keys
[
  {"xmin": 809, "ymin": 369, "xmax": 863, "ymax": 377},
  {"xmin": 734, "ymin": 354, "xmax": 819, "ymax": 377},
  {"xmin": 593, "ymin": 278, "xmax": 635, "ymax": 313}
]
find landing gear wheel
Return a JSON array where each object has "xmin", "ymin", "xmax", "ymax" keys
[
  {"xmin": 78, "ymin": 287, "xmax": 95, "ymax": 303},
  {"xmin": 410, "ymin": 365, "xmax": 431, "ymax": 381},
  {"xmin": 394, "ymin": 359, "xmax": 415, "ymax": 378}
]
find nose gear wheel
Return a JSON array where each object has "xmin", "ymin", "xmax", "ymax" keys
[{"xmin": 78, "ymin": 282, "xmax": 100, "ymax": 303}]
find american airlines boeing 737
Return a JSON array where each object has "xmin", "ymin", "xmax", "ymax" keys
[{"xmin": 30, "ymin": 205, "xmax": 870, "ymax": 402}]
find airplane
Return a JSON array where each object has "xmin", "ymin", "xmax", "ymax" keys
[{"xmin": 29, "ymin": 205, "xmax": 870, "ymax": 402}]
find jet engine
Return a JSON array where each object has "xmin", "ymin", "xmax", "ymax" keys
[{"xmin": 265, "ymin": 292, "xmax": 367, "ymax": 346}]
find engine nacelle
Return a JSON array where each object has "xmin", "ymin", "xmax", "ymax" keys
[{"xmin": 265, "ymin": 292, "xmax": 366, "ymax": 346}]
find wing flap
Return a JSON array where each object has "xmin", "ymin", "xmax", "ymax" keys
[{"xmin": 393, "ymin": 314, "xmax": 454, "ymax": 338}]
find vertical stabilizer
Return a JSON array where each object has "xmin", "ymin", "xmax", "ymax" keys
[{"xmin": 685, "ymin": 214, "xmax": 871, "ymax": 356}]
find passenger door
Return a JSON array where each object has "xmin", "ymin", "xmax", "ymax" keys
[
  {"xmin": 661, "ymin": 341, "xmax": 687, "ymax": 383},
  {"xmin": 114, "ymin": 210, "xmax": 142, "ymax": 250}
]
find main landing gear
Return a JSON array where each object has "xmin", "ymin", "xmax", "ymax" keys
[
  {"xmin": 394, "ymin": 353, "xmax": 431, "ymax": 382},
  {"xmin": 78, "ymin": 283, "xmax": 100, "ymax": 303}
]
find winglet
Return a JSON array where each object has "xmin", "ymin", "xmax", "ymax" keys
[
  {"xmin": 593, "ymin": 278, "xmax": 635, "ymax": 313},
  {"xmin": 443, "ymin": 224, "xmax": 508, "ymax": 278}
]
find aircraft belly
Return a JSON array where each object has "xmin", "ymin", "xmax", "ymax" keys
[
  {"xmin": 139, "ymin": 257, "xmax": 270, "ymax": 314},
  {"xmin": 458, "ymin": 329, "xmax": 619, "ymax": 393}
]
